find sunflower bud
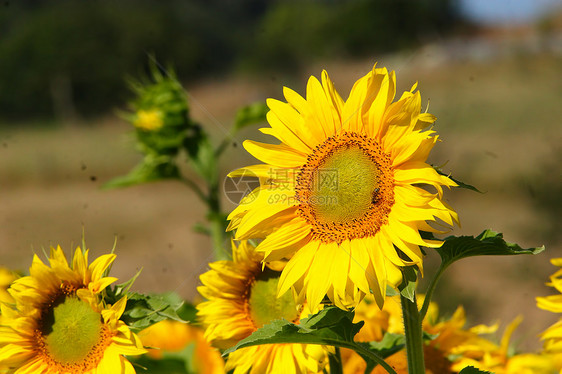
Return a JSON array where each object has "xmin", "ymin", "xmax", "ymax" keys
[{"xmin": 125, "ymin": 63, "xmax": 192, "ymax": 157}]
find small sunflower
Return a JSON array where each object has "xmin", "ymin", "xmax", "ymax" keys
[
  {"xmin": 138, "ymin": 320, "xmax": 224, "ymax": 373},
  {"xmin": 342, "ymin": 295, "xmax": 500, "ymax": 374},
  {"xmin": 451, "ymin": 317, "xmax": 558, "ymax": 374},
  {"xmin": 0, "ymin": 246, "xmax": 145, "ymax": 373},
  {"xmin": 228, "ymin": 64, "xmax": 458, "ymax": 310},
  {"xmin": 0, "ymin": 268, "xmax": 18, "ymax": 306},
  {"xmin": 197, "ymin": 240, "xmax": 331, "ymax": 374},
  {"xmin": 537, "ymin": 258, "xmax": 562, "ymax": 352}
]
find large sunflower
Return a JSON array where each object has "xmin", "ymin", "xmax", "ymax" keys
[
  {"xmin": 0, "ymin": 246, "xmax": 145, "ymax": 373},
  {"xmin": 197, "ymin": 241, "xmax": 330, "ymax": 374},
  {"xmin": 228, "ymin": 65, "xmax": 458, "ymax": 309}
]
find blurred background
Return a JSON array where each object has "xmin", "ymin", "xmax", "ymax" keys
[{"xmin": 1, "ymin": 0, "xmax": 561, "ymax": 351}]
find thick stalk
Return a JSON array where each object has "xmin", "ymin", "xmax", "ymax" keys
[
  {"xmin": 401, "ymin": 293, "xmax": 425, "ymax": 374},
  {"xmin": 209, "ymin": 214, "xmax": 228, "ymax": 260},
  {"xmin": 328, "ymin": 347, "xmax": 343, "ymax": 374}
]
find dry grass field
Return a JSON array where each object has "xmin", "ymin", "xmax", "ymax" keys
[{"xmin": 1, "ymin": 51, "xmax": 560, "ymax": 350}]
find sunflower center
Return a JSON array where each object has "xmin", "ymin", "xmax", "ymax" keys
[
  {"xmin": 248, "ymin": 272, "xmax": 300, "ymax": 329},
  {"xmin": 296, "ymin": 131, "xmax": 394, "ymax": 244},
  {"xmin": 43, "ymin": 296, "xmax": 103, "ymax": 365},
  {"xmin": 310, "ymin": 146, "xmax": 380, "ymax": 223}
]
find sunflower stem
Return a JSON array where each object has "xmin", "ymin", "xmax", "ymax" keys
[
  {"xmin": 180, "ymin": 171, "xmax": 229, "ymax": 260},
  {"xmin": 419, "ymin": 263, "xmax": 447, "ymax": 320},
  {"xmin": 401, "ymin": 293, "xmax": 425, "ymax": 374},
  {"xmin": 328, "ymin": 346, "xmax": 343, "ymax": 374},
  {"xmin": 209, "ymin": 216, "xmax": 229, "ymax": 260}
]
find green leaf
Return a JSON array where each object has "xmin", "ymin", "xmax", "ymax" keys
[
  {"xmin": 131, "ymin": 355, "xmax": 190, "ymax": 374},
  {"xmin": 131, "ymin": 342, "xmax": 199, "ymax": 374},
  {"xmin": 113, "ymin": 291, "xmax": 189, "ymax": 331},
  {"xmin": 385, "ymin": 285, "xmax": 399, "ymax": 297},
  {"xmin": 103, "ymin": 156, "xmax": 179, "ymax": 189},
  {"xmin": 232, "ymin": 102, "xmax": 268, "ymax": 133},
  {"xmin": 189, "ymin": 135, "xmax": 218, "ymax": 185},
  {"xmin": 434, "ymin": 167, "xmax": 482, "ymax": 193},
  {"xmin": 458, "ymin": 366, "xmax": 494, "ymax": 374},
  {"xmin": 223, "ymin": 307, "xmax": 401, "ymax": 374},
  {"xmin": 341, "ymin": 333, "xmax": 406, "ymax": 373},
  {"xmin": 223, "ymin": 307, "xmax": 361, "ymax": 354},
  {"xmin": 360, "ymin": 332, "xmax": 405, "ymax": 362},
  {"xmin": 176, "ymin": 302, "xmax": 198, "ymax": 323},
  {"xmin": 398, "ymin": 267, "xmax": 417, "ymax": 302},
  {"xmin": 436, "ymin": 229, "xmax": 544, "ymax": 268}
]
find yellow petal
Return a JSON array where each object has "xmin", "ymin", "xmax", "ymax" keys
[
  {"xmin": 364, "ymin": 237, "xmax": 387, "ymax": 308},
  {"xmin": 235, "ymin": 202, "xmax": 296, "ymax": 240},
  {"xmin": 321, "ymin": 70, "xmax": 344, "ymax": 125},
  {"xmin": 369, "ymin": 68, "xmax": 397, "ymax": 140},
  {"xmin": 243, "ymin": 140, "xmax": 307, "ymax": 168},
  {"xmin": 257, "ymin": 217, "xmax": 311, "ymax": 262},
  {"xmin": 266, "ymin": 99, "xmax": 316, "ymax": 152},
  {"xmin": 89, "ymin": 254, "xmax": 116, "ymax": 283},
  {"xmin": 306, "ymin": 241, "xmax": 338, "ymax": 308},
  {"xmin": 306, "ymin": 74, "xmax": 339, "ymax": 138},
  {"xmin": 278, "ymin": 241, "xmax": 319, "ymax": 298},
  {"xmin": 343, "ymin": 239, "xmax": 370, "ymax": 296},
  {"xmin": 227, "ymin": 164, "xmax": 274, "ymax": 180}
]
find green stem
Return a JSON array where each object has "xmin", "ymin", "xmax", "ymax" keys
[
  {"xmin": 209, "ymin": 213, "xmax": 229, "ymax": 260},
  {"xmin": 214, "ymin": 136, "xmax": 232, "ymax": 158},
  {"xmin": 401, "ymin": 293, "xmax": 425, "ymax": 374},
  {"xmin": 180, "ymin": 175, "xmax": 228, "ymax": 260},
  {"xmin": 207, "ymin": 184, "xmax": 229, "ymax": 261},
  {"xmin": 328, "ymin": 347, "xmax": 343, "ymax": 374},
  {"xmin": 419, "ymin": 263, "xmax": 447, "ymax": 320}
]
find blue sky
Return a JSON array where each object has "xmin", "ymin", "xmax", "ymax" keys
[{"xmin": 458, "ymin": 0, "xmax": 562, "ymax": 24}]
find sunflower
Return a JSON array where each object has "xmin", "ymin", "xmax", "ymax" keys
[
  {"xmin": 227, "ymin": 64, "xmax": 458, "ymax": 310},
  {"xmin": 138, "ymin": 319, "xmax": 224, "ymax": 373},
  {"xmin": 451, "ymin": 317, "xmax": 558, "ymax": 374},
  {"xmin": 537, "ymin": 258, "xmax": 562, "ymax": 353},
  {"xmin": 0, "ymin": 268, "xmax": 18, "ymax": 306},
  {"xmin": 342, "ymin": 295, "xmax": 500, "ymax": 374},
  {"xmin": 0, "ymin": 246, "xmax": 145, "ymax": 373},
  {"xmin": 197, "ymin": 240, "xmax": 331, "ymax": 374}
]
